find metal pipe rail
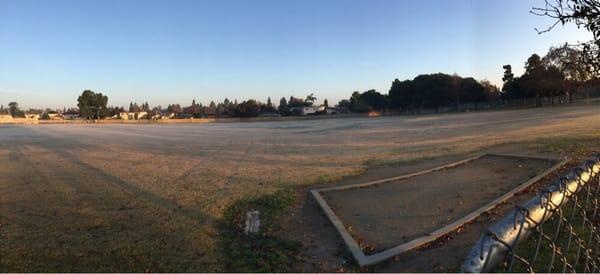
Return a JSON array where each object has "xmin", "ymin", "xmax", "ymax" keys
[{"xmin": 462, "ymin": 153, "xmax": 600, "ymax": 273}]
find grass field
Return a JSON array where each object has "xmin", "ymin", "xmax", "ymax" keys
[{"xmin": 1, "ymin": 105, "xmax": 599, "ymax": 272}]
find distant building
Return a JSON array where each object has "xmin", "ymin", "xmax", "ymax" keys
[
  {"xmin": 42, "ymin": 111, "xmax": 61, "ymax": 120},
  {"xmin": 25, "ymin": 113, "xmax": 41, "ymax": 119},
  {"xmin": 118, "ymin": 111, "xmax": 148, "ymax": 120},
  {"xmin": 160, "ymin": 112, "xmax": 175, "ymax": 119},
  {"xmin": 289, "ymin": 106, "xmax": 318, "ymax": 115},
  {"xmin": 62, "ymin": 111, "xmax": 80, "ymax": 120}
]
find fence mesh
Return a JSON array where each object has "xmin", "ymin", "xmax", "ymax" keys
[{"xmin": 463, "ymin": 154, "xmax": 600, "ymax": 273}]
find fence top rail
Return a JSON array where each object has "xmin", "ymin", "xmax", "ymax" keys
[{"xmin": 462, "ymin": 153, "xmax": 600, "ymax": 273}]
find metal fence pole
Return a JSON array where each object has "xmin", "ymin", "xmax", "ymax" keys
[{"xmin": 463, "ymin": 154, "xmax": 600, "ymax": 273}]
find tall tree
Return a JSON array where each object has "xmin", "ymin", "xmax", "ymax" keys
[
  {"xmin": 543, "ymin": 44, "xmax": 591, "ymax": 100},
  {"xmin": 265, "ymin": 97, "xmax": 274, "ymax": 112},
  {"xmin": 8, "ymin": 102, "xmax": 20, "ymax": 117},
  {"xmin": 304, "ymin": 93, "xmax": 317, "ymax": 106},
  {"xmin": 236, "ymin": 99, "xmax": 260, "ymax": 117},
  {"xmin": 77, "ymin": 90, "xmax": 109, "ymax": 120},
  {"xmin": 278, "ymin": 97, "xmax": 288, "ymax": 115},
  {"xmin": 502, "ymin": 65, "xmax": 514, "ymax": 84}
]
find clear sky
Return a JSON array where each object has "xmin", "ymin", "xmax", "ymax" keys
[{"xmin": 0, "ymin": 0, "xmax": 593, "ymax": 109}]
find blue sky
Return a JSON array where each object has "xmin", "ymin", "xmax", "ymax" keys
[{"xmin": 0, "ymin": 0, "xmax": 593, "ymax": 109}]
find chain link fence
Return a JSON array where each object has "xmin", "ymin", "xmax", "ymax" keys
[{"xmin": 463, "ymin": 153, "xmax": 600, "ymax": 273}]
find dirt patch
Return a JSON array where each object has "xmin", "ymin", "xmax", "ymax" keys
[
  {"xmin": 280, "ymin": 139, "xmax": 600, "ymax": 272},
  {"xmin": 322, "ymin": 155, "xmax": 556, "ymax": 252}
]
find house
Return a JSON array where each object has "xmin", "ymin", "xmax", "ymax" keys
[
  {"xmin": 160, "ymin": 112, "xmax": 175, "ymax": 119},
  {"xmin": 118, "ymin": 111, "xmax": 148, "ymax": 120},
  {"xmin": 119, "ymin": 112, "xmax": 130, "ymax": 120},
  {"xmin": 62, "ymin": 111, "xmax": 80, "ymax": 120},
  {"xmin": 42, "ymin": 111, "xmax": 61, "ymax": 120},
  {"xmin": 25, "ymin": 113, "xmax": 41, "ymax": 119},
  {"xmin": 289, "ymin": 106, "xmax": 318, "ymax": 115},
  {"xmin": 134, "ymin": 111, "xmax": 148, "ymax": 119},
  {"xmin": 147, "ymin": 110, "xmax": 168, "ymax": 120}
]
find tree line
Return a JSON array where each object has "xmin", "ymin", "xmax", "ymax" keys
[
  {"xmin": 502, "ymin": 44, "xmax": 595, "ymax": 105},
  {"xmin": 6, "ymin": 44, "xmax": 599, "ymax": 120}
]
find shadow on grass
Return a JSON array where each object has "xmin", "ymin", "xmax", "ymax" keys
[{"xmin": 217, "ymin": 190, "xmax": 302, "ymax": 272}]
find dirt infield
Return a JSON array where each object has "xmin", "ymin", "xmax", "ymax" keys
[
  {"xmin": 323, "ymin": 155, "xmax": 557, "ymax": 252},
  {"xmin": 0, "ymin": 104, "xmax": 599, "ymax": 271}
]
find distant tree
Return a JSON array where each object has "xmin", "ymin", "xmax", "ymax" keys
[
  {"xmin": 264, "ymin": 97, "xmax": 275, "ymax": 112},
  {"xmin": 480, "ymin": 80, "xmax": 501, "ymax": 101},
  {"xmin": 388, "ymin": 78, "xmax": 415, "ymax": 112},
  {"xmin": 524, "ymin": 53, "xmax": 565, "ymax": 104},
  {"xmin": 167, "ymin": 104, "xmax": 182, "ymax": 114},
  {"xmin": 502, "ymin": 65, "xmax": 514, "ymax": 84},
  {"xmin": 360, "ymin": 89, "xmax": 387, "ymax": 110},
  {"xmin": 8, "ymin": 102, "xmax": 21, "ymax": 117},
  {"xmin": 305, "ymin": 93, "xmax": 317, "ymax": 106},
  {"xmin": 129, "ymin": 102, "xmax": 134, "ymax": 112},
  {"xmin": 336, "ymin": 99, "xmax": 351, "ymax": 111},
  {"xmin": 543, "ymin": 44, "xmax": 592, "ymax": 100},
  {"xmin": 278, "ymin": 97, "xmax": 288, "ymax": 115},
  {"xmin": 323, "ymin": 98, "xmax": 329, "ymax": 108},
  {"xmin": 288, "ymin": 96, "xmax": 306, "ymax": 107},
  {"xmin": 77, "ymin": 90, "xmax": 108, "ymax": 120},
  {"xmin": 349, "ymin": 91, "xmax": 369, "ymax": 112},
  {"xmin": 460, "ymin": 77, "xmax": 487, "ymax": 103},
  {"xmin": 236, "ymin": 99, "xmax": 260, "ymax": 117}
]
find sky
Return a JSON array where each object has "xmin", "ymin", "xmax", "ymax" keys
[{"xmin": 0, "ymin": 0, "xmax": 593, "ymax": 109}]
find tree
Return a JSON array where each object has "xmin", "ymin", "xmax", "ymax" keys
[
  {"xmin": 8, "ymin": 102, "xmax": 21, "ymax": 117},
  {"xmin": 305, "ymin": 93, "xmax": 317, "ymax": 106},
  {"xmin": 502, "ymin": 65, "xmax": 514, "ymax": 84},
  {"xmin": 543, "ymin": 44, "xmax": 592, "ymax": 100},
  {"xmin": 288, "ymin": 96, "xmax": 305, "ymax": 107},
  {"xmin": 323, "ymin": 99, "xmax": 329, "ymax": 108},
  {"xmin": 532, "ymin": 0, "xmax": 600, "ymax": 77},
  {"xmin": 360, "ymin": 89, "xmax": 387, "ymax": 110},
  {"xmin": 336, "ymin": 99, "xmax": 351, "ymax": 111},
  {"xmin": 167, "ymin": 104, "xmax": 182, "ymax": 114},
  {"xmin": 206, "ymin": 101, "xmax": 216, "ymax": 116},
  {"xmin": 77, "ymin": 90, "xmax": 108, "ymax": 120},
  {"xmin": 265, "ymin": 97, "xmax": 275, "ymax": 112},
  {"xmin": 388, "ymin": 78, "xmax": 415, "ymax": 111},
  {"xmin": 236, "ymin": 99, "xmax": 260, "ymax": 117},
  {"xmin": 278, "ymin": 97, "xmax": 288, "ymax": 115},
  {"xmin": 349, "ymin": 91, "xmax": 369, "ymax": 112},
  {"xmin": 480, "ymin": 80, "xmax": 501, "ymax": 101}
]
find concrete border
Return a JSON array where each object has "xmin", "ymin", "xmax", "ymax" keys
[{"xmin": 310, "ymin": 153, "xmax": 568, "ymax": 267}]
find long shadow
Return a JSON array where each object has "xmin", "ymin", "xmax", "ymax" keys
[{"xmin": 1, "ymin": 125, "xmax": 214, "ymax": 224}]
